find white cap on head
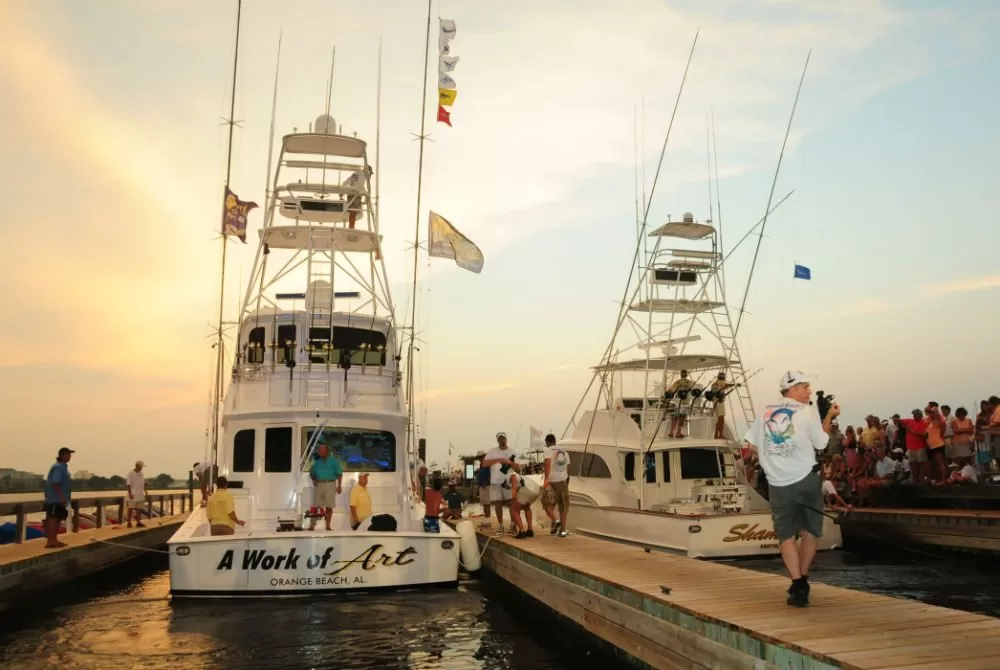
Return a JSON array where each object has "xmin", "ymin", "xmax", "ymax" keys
[
  {"xmin": 135, "ymin": 460, "xmax": 145, "ymax": 467},
  {"xmin": 496, "ymin": 431, "xmax": 507, "ymax": 439},
  {"xmin": 779, "ymin": 371, "xmax": 814, "ymax": 391}
]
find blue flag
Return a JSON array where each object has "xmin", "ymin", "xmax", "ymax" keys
[{"xmin": 793, "ymin": 264, "xmax": 811, "ymax": 280}]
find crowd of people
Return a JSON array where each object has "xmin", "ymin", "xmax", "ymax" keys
[{"xmin": 744, "ymin": 395, "xmax": 1000, "ymax": 509}]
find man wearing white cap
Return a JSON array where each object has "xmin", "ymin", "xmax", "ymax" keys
[
  {"xmin": 744, "ymin": 371, "xmax": 839, "ymax": 608},
  {"xmin": 126, "ymin": 460, "xmax": 148, "ymax": 528},
  {"xmin": 481, "ymin": 432, "xmax": 517, "ymax": 537}
]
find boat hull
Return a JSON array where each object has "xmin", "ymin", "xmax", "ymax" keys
[
  {"xmin": 168, "ymin": 511, "xmax": 460, "ymax": 596},
  {"xmin": 567, "ymin": 503, "xmax": 842, "ymax": 558}
]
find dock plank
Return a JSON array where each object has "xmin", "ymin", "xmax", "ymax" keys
[{"xmin": 474, "ymin": 523, "xmax": 1000, "ymax": 670}]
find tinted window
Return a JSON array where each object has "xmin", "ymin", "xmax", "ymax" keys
[
  {"xmin": 623, "ymin": 452, "xmax": 635, "ymax": 481},
  {"xmin": 276, "ymin": 324, "xmax": 296, "ymax": 364},
  {"xmin": 306, "ymin": 327, "xmax": 388, "ymax": 366},
  {"xmin": 264, "ymin": 427, "xmax": 293, "ymax": 472},
  {"xmin": 680, "ymin": 448, "xmax": 722, "ymax": 479},
  {"xmin": 645, "ymin": 452, "xmax": 657, "ymax": 483},
  {"xmin": 232, "ymin": 429, "xmax": 255, "ymax": 472},
  {"xmin": 301, "ymin": 427, "xmax": 396, "ymax": 472},
  {"xmin": 247, "ymin": 327, "xmax": 266, "ymax": 364},
  {"xmin": 566, "ymin": 450, "xmax": 612, "ymax": 479}
]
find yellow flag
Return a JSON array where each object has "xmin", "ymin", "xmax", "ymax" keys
[
  {"xmin": 438, "ymin": 87, "xmax": 457, "ymax": 106},
  {"xmin": 428, "ymin": 211, "xmax": 483, "ymax": 274}
]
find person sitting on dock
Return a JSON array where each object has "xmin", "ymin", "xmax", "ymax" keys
[
  {"xmin": 665, "ymin": 370, "xmax": 694, "ymax": 438},
  {"xmin": 482, "ymin": 432, "xmax": 517, "ymax": 537},
  {"xmin": 947, "ymin": 459, "xmax": 979, "ymax": 485},
  {"xmin": 441, "ymin": 481, "xmax": 464, "ymax": 520},
  {"xmin": 207, "ymin": 477, "xmax": 244, "ymax": 535},
  {"xmin": 126, "ymin": 460, "xmax": 148, "ymax": 528},
  {"xmin": 744, "ymin": 371, "xmax": 839, "ymax": 608},
  {"xmin": 821, "ymin": 474, "xmax": 851, "ymax": 511},
  {"xmin": 309, "ymin": 444, "xmax": 343, "ymax": 531},
  {"xmin": 43, "ymin": 447, "xmax": 74, "ymax": 549},
  {"xmin": 349, "ymin": 473, "xmax": 372, "ymax": 530}
]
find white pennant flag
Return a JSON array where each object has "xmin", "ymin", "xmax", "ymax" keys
[
  {"xmin": 439, "ymin": 55, "xmax": 459, "ymax": 73},
  {"xmin": 439, "ymin": 39, "xmax": 451, "ymax": 56},
  {"xmin": 439, "ymin": 18, "xmax": 456, "ymax": 41},
  {"xmin": 439, "ymin": 72, "xmax": 456, "ymax": 89}
]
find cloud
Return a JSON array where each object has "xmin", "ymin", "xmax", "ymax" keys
[{"xmin": 927, "ymin": 274, "xmax": 1000, "ymax": 296}]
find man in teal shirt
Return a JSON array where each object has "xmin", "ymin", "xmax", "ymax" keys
[
  {"xmin": 309, "ymin": 443, "xmax": 343, "ymax": 531},
  {"xmin": 44, "ymin": 447, "xmax": 74, "ymax": 548}
]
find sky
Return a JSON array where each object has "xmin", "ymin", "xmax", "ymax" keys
[{"xmin": 2, "ymin": 0, "xmax": 999, "ymax": 478}]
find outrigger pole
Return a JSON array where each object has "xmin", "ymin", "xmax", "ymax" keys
[
  {"xmin": 405, "ymin": 0, "xmax": 434, "ymax": 485},
  {"xmin": 210, "ymin": 0, "xmax": 244, "ymax": 485}
]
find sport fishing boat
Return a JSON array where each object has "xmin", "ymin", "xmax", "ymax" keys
[
  {"xmin": 559, "ymin": 211, "xmax": 842, "ymax": 558},
  {"xmin": 167, "ymin": 109, "xmax": 461, "ymax": 595}
]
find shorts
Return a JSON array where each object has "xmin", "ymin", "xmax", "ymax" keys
[
  {"xmin": 488, "ymin": 484, "xmax": 505, "ymax": 504},
  {"xmin": 544, "ymin": 480, "xmax": 570, "ymax": 513},
  {"xmin": 314, "ymin": 481, "xmax": 338, "ymax": 508},
  {"xmin": 44, "ymin": 503, "xmax": 68, "ymax": 520},
  {"xmin": 947, "ymin": 442, "xmax": 973, "ymax": 459},
  {"xmin": 928, "ymin": 446, "xmax": 945, "ymax": 459},
  {"xmin": 501, "ymin": 486, "xmax": 513, "ymax": 502},
  {"xmin": 478, "ymin": 485, "xmax": 491, "ymax": 505},
  {"xmin": 515, "ymin": 488, "xmax": 538, "ymax": 507},
  {"xmin": 714, "ymin": 401, "xmax": 726, "ymax": 418},
  {"xmin": 768, "ymin": 471, "xmax": 824, "ymax": 542},
  {"xmin": 128, "ymin": 499, "xmax": 145, "ymax": 510},
  {"xmin": 671, "ymin": 410, "xmax": 687, "ymax": 420},
  {"xmin": 907, "ymin": 448, "xmax": 928, "ymax": 464}
]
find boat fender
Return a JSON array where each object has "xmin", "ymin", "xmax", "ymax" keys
[
  {"xmin": 369, "ymin": 514, "xmax": 397, "ymax": 532},
  {"xmin": 455, "ymin": 520, "xmax": 481, "ymax": 572}
]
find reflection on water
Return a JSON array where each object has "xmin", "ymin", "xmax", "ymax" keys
[
  {"xmin": 0, "ymin": 557, "xmax": 610, "ymax": 670},
  {"xmin": 729, "ymin": 550, "xmax": 1000, "ymax": 617}
]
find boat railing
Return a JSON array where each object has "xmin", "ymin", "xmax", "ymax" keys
[
  {"xmin": 0, "ymin": 490, "xmax": 194, "ymax": 544},
  {"xmin": 234, "ymin": 362, "xmax": 398, "ymax": 384}
]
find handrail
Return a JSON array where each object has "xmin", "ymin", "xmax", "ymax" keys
[{"xmin": 0, "ymin": 491, "xmax": 193, "ymax": 545}]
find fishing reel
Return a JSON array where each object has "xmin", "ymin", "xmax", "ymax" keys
[{"xmin": 813, "ymin": 390, "xmax": 835, "ymax": 421}]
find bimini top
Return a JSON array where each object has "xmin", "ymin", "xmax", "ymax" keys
[
  {"xmin": 259, "ymin": 226, "xmax": 381, "ymax": 253},
  {"xmin": 595, "ymin": 354, "xmax": 733, "ymax": 373},
  {"xmin": 282, "ymin": 133, "xmax": 367, "ymax": 158},
  {"xmin": 649, "ymin": 221, "xmax": 715, "ymax": 240},
  {"xmin": 628, "ymin": 299, "xmax": 725, "ymax": 314}
]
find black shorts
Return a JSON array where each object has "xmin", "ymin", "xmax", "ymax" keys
[{"xmin": 44, "ymin": 503, "xmax": 68, "ymax": 520}]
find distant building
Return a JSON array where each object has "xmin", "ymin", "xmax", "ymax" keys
[
  {"xmin": 72, "ymin": 470, "xmax": 93, "ymax": 480},
  {"xmin": 0, "ymin": 468, "xmax": 43, "ymax": 482}
]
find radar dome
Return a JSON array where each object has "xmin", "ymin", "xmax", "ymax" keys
[
  {"xmin": 682, "ymin": 212, "xmax": 694, "ymax": 223},
  {"xmin": 314, "ymin": 114, "xmax": 337, "ymax": 134}
]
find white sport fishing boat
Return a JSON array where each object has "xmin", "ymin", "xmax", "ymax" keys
[
  {"xmin": 559, "ymin": 211, "xmax": 841, "ymax": 558},
  {"xmin": 167, "ymin": 109, "xmax": 461, "ymax": 596}
]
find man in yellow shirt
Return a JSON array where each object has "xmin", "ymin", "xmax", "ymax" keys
[
  {"xmin": 665, "ymin": 370, "xmax": 695, "ymax": 438},
  {"xmin": 207, "ymin": 477, "xmax": 245, "ymax": 536},
  {"xmin": 349, "ymin": 473, "xmax": 372, "ymax": 530}
]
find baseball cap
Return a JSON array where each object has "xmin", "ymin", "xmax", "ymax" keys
[
  {"xmin": 58, "ymin": 447, "xmax": 75, "ymax": 458},
  {"xmin": 496, "ymin": 431, "xmax": 507, "ymax": 439},
  {"xmin": 135, "ymin": 460, "xmax": 145, "ymax": 467},
  {"xmin": 779, "ymin": 371, "xmax": 814, "ymax": 391}
]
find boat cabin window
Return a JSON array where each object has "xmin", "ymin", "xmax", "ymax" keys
[
  {"xmin": 246, "ymin": 326, "xmax": 266, "ymax": 364},
  {"xmin": 680, "ymin": 447, "xmax": 724, "ymax": 479},
  {"xmin": 300, "ymin": 427, "xmax": 396, "ymax": 472},
  {"xmin": 264, "ymin": 427, "xmax": 293, "ymax": 472},
  {"xmin": 623, "ymin": 452, "xmax": 635, "ymax": 480},
  {"xmin": 306, "ymin": 326, "xmax": 387, "ymax": 366},
  {"xmin": 275, "ymin": 325, "xmax": 297, "ymax": 365},
  {"xmin": 565, "ymin": 450, "xmax": 611, "ymax": 478},
  {"xmin": 232, "ymin": 429, "xmax": 255, "ymax": 472}
]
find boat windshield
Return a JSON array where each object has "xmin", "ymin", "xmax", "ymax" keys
[{"xmin": 302, "ymin": 427, "xmax": 397, "ymax": 473}]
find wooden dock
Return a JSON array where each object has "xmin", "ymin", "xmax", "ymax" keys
[
  {"xmin": 841, "ymin": 508, "xmax": 1000, "ymax": 556},
  {"xmin": 0, "ymin": 513, "xmax": 186, "ymax": 612},
  {"xmin": 474, "ymin": 521, "xmax": 1000, "ymax": 670}
]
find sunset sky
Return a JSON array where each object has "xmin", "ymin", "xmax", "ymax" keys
[{"xmin": 2, "ymin": 0, "xmax": 998, "ymax": 478}]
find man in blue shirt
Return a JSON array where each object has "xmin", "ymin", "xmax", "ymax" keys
[
  {"xmin": 44, "ymin": 447, "xmax": 74, "ymax": 548},
  {"xmin": 309, "ymin": 443, "xmax": 343, "ymax": 531}
]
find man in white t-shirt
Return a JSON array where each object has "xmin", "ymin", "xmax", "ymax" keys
[
  {"xmin": 541, "ymin": 434, "xmax": 571, "ymax": 537},
  {"xmin": 481, "ymin": 432, "xmax": 517, "ymax": 536},
  {"xmin": 126, "ymin": 460, "xmax": 148, "ymax": 528},
  {"xmin": 744, "ymin": 371, "xmax": 839, "ymax": 608}
]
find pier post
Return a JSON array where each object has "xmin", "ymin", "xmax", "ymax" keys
[
  {"xmin": 170, "ymin": 496, "xmax": 175, "ymax": 515},
  {"xmin": 71, "ymin": 500, "xmax": 80, "ymax": 533},
  {"xmin": 95, "ymin": 500, "xmax": 104, "ymax": 529},
  {"xmin": 158, "ymin": 495, "xmax": 164, "ymax": 517},
  {"xmin": 14, "ymin": 503, "xmax": 25, "ymax": 544},
  {"xmin": 118, "ymin": 497, "xmax": 124, "ymax": 525}
]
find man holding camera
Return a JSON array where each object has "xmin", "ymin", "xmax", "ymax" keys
[{"xmin": 744, "ymin": 371, "xmax": 839, "ymax": 608}]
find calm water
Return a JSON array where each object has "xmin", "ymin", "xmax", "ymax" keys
[
  {"xmin": 0, "ymin": 557, "xmax": 612, "ymax": 670},
  {"xmin": 4, "ymin": 548, "xmax": 1000, "ymax": 670}
]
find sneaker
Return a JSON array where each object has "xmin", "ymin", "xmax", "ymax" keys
[
  {"xmin": 514, "ymin": 531, "xmax": 527, "ymax": 539},
  {"xmin": 786, "ymin": 578, "xmax": 809, "ymax": 607},
  {"xmin": 494, "ymin": 525, "xmax": 504, "ymax": 537},
  {"xmin": 558, "ymin": 530, "xmax": 567, "ymax": 537},
  {"xmin": 525, "ymin": 529, "xmax": 534, "ymax": 538},
  {"xmin": 550, "ymin": 521, "xmax": 561, "ymax": 535}
]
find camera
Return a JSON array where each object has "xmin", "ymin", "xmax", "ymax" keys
[{"xmin": 813, "ymin": 390, "xmax": 835, "ymax": 421}]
